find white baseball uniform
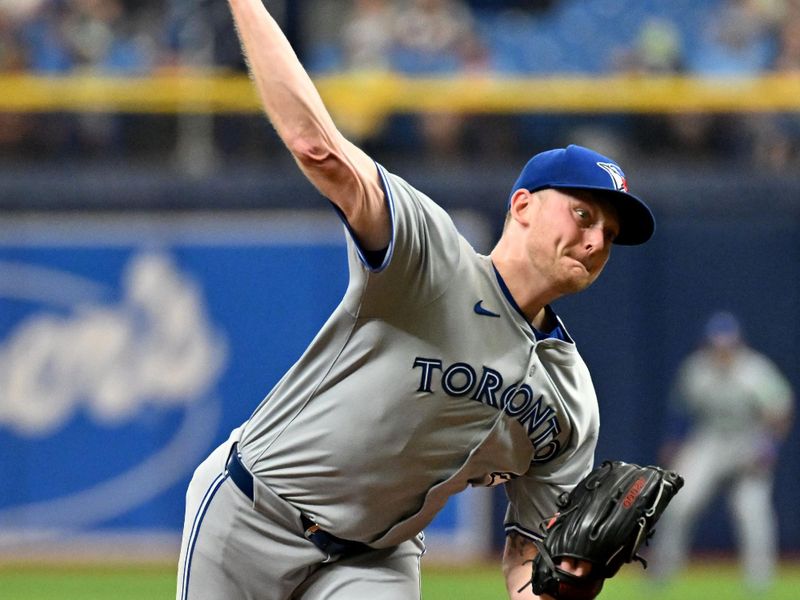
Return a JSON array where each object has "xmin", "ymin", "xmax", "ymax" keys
[
  {"xmin": 650, "ymin": 343, "xmax": 793, "ymax": 590},
  {"xmin": 177, "ymin": 165, "xmax": 600, "ymax": 599}
]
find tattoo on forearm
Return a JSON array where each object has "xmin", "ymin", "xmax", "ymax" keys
[{"xmin": 508, "ymin": 532, "xmax": 535, "ymax": 560}]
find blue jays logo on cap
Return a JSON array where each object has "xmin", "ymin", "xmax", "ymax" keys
[
  {"xmin": 509, "ymin": 145, "xmax": 655, "ymax": 245},
  {"xmin": 596, "ymin": 162, "xmax": 628, "ymax": 192}
]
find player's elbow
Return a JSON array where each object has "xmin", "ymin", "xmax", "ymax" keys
[
  {"xmin": 286, "ymin": 132, "xmax": 338, "ymax": 171},
  {"xmin": 286, "ymin": 133, "xmax": 363, "ymax": 212}
]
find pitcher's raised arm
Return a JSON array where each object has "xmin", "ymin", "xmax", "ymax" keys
[{"xmin": 227, "ymin": 0, "xmax": 389, "ymax": 251}]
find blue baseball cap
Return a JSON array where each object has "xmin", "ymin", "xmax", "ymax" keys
[
  {"xmin": 509, "ymin": 145, "xmax": 655, "ymax": 245},
  {"xmin": 704, "ymin": 311, "xmax": 741, "ymax": 342}
]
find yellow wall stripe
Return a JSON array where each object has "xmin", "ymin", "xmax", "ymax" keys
[{"xmin": 1, "ymin": 72, "xmax": 800, "ymax": 114}]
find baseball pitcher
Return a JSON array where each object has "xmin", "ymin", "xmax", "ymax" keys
[{"xmin": 176, "ymin": 2, "xmax": 679, "ymax": 599}]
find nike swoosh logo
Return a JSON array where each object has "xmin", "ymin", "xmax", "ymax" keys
[{"xmin": 473, "ymin": 300, "xmax": 501, "ymax": 318}]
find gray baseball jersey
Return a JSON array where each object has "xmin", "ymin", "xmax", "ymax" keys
[
  {"xmin": 236, "ymin": 164, "xmax": 599, "ymax": 546},
  {"xmin": 674, "ymin": 346, "xmax": 792, "ymax": 434}
]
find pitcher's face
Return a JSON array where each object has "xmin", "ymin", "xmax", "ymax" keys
[{"xmin": 523, "ymin": 188, "xmax": 620, "ymax": 294}]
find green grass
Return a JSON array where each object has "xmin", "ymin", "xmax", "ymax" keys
[
  {"xmin": 0, "ymin": 564, "xmax": 176, "ymax": 600},
  {"xmin": 602, "ymin": 562, "xmax": 800, "ymax": 600},
  {"xmin": 425, "ymin": 562, "xmax": 800, "ymax": 600},
  {"xmin": 1, "ymin": 560, "xmax": 799, "ymax": 599}
]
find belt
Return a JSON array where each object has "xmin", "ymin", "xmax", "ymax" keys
[{"xmin": 226, "ymin": 444, "xmax": 370, "ymax": 560}]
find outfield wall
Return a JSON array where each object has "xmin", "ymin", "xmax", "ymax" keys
[{"xmin": 0, "ymin": 163, "xmax": 798, "ymax": 558}]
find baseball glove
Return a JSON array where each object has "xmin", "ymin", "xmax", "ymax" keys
[{"xmin": 521, "ymin": 460, "xmax": 683, "ymax": 600}]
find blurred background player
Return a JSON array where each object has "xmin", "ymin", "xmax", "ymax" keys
[{"xmin": 650, "ymin": 310, "xmax": 794, "ymax": 593}]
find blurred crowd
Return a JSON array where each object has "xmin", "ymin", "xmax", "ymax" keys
[
  {"xmin": 2, "ymin": 0, "xmax": 800, "ymax": 168},
  {"xmin": 0, "ymin": 0, "xmax": 163, "ymax": 73},
  {"xmin": 305, "ymin": 0, "xmax": 800, "ymax": 167}
]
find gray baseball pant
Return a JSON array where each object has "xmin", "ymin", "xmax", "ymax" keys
[{"xmin": 176, "ymin": 429, "xmax": 426, "ymax": 600}]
